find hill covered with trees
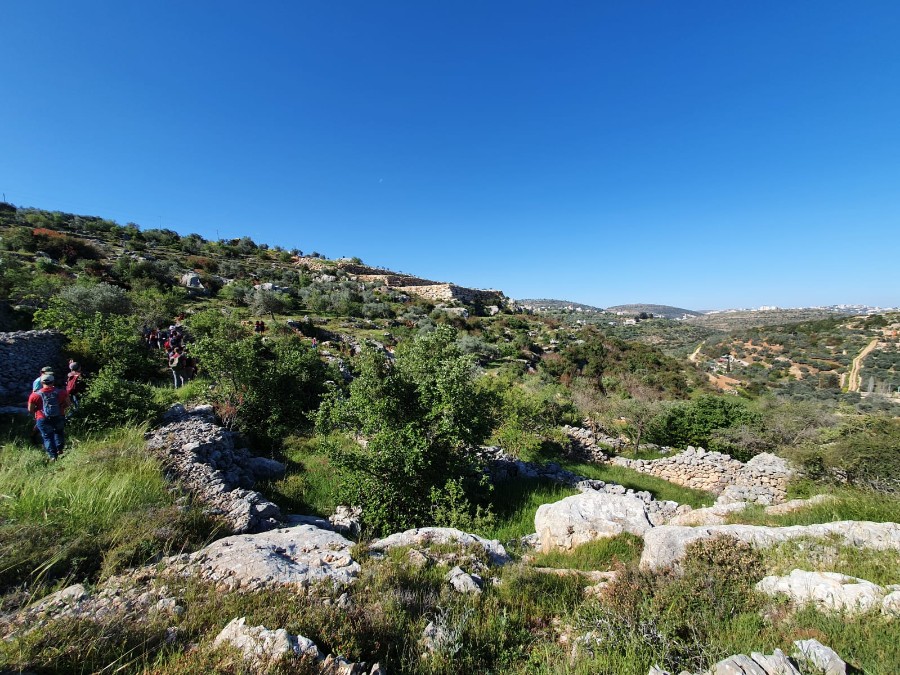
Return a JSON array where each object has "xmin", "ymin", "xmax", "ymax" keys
[{"xmin": 1, "ymin": 201, "xmax": 898, "ymax": 674}]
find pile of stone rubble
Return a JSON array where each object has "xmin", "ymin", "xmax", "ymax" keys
[{"xmin": 146, "ymin": 404, "xmax": 286, "ymax": 533}]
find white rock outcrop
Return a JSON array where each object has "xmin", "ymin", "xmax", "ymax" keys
[
  {"xmin": 792, "ymin": 639, "xmax": 846, "ymax": 675},
  {"xmin": 667, "ymin": 502, "xmax": 749, "ymax": 527},
  {"xmin": 370, "ymin": 527, "xmax": 509, "ymax": 565},
  {"xmin": 445, "ymin": 565, "xmax": 483, "ymax": 594},
  {"xmin": 882, "ymin": 590, "xmax": 900, "ymax": 616},
  {"xmin": 640, "ymin": 521, "xmax": 900, "ymax": 570},
  {"xmin": 648, "ymin": 641, "xmax": 847, "ymax": 675},
  {"xmin": 177, "ymin": 524, "xmax": 360, "ymax": 590},
  {"xmin": 214, "ymin": 616, "xmax": 320, "ymax": 663},
  {"xmin": 535, "ymin": 491, "xmax": 662, "ymax": 552},
  {"xmin": 213, "ymin": 617, "xmax": 384, "ymax": 674},
  {"xmin": 756, "ymin": 569, "xmax": 886, "ymax": 614},
  {"xmin": 180, "ymin": 272, "xmax": 204, "ymax": 289}
]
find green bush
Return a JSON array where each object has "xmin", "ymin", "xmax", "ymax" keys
[
  {"xmin": 34, "ymin": 297, "xmax": 155, "ymax": 380},
  {"xmin": 191, "ymin": 317, "xmax": 331, "ymax": 445},
  {"xmin": 785, "ymin": 417, "xmax": 900, "ymax": 492},
  {"xmin": 75, "ymin": 367, "xmax": 162, "ymax": 430},
  {"xmin": 647, "ymin": 394, "xmax": 760, "ymax": 451},
  {"xmin": 317, "ymin": 325, "xmax": 496, "ymax": 535}
]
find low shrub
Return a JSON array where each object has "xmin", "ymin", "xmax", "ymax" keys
[{"xmin": 75, "ymin": 366, "xmax": 163, "ymax": 430}]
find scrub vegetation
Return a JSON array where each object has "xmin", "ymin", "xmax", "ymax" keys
[{"xmin": 1, "ymin": 203, "xmax": 898, "ymax": 673}]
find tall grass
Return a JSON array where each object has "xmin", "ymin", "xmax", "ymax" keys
[
  {"xmin": 761, "ymin": 537, "xmax": 900, "ymax": 586},
  {"xmin": 0, "ymin": 422, "xmax": 220, "ymax": 600},
  {"xmin": 528, "ymin": 534, "xmax": 643, "ymax": 571},
  {"xmin": 258, "ymin": 435, "xmax": 343, "ymax": 517},
  {"xmin": 0, "ymin": 425, "xmax": 168, "ymax": 533},
  {"xmin": 728, "ymin": 487, "xmax": 900, "ymax": 527}
]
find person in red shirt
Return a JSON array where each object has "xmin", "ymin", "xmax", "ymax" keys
[{"xmin": 27, "ymin": 373, "xmax": 70, "ymax": 460}]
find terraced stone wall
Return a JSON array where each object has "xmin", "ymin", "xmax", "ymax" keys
[{"xmin": 612, "ymin": 447, "xmax": 794, "ymax": 505}]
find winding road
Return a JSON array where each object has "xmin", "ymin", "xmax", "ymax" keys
[
  {"xmin": 688, "ymin": 341, "xmax": 704, "ymax": 363},
  {"xmin": 846, "ymin": 338, "xmax": 879, "ymax": 393}
]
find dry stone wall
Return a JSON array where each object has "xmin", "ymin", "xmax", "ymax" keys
[
  {"xmin": 146, "ymin": 404, "xmax": 286, "ymax": 533},
  {"xmin": 612, "ymin": 447, "xmax": 795, "ymax": 505},
  {"xmin": 0, "ymin": 330, "xmax": 64, "ymax": 407}
]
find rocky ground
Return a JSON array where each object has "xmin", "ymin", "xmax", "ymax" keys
[{"xmin": 2, "ymin": 406, "xmax": 897, "ymax": 673}]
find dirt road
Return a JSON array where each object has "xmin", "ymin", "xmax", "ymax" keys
[
  {"xmin": 846, "ymin": 339, "xmax": 879, "ymax": 392},
  {"xmin": 688, "ymin": 341, "xmax": 704, "ymax": 363}
]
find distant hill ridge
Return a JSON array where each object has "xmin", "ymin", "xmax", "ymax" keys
[
  {"xmin": 517, "ymin": 299, "xmax": 605, "ymax": 312},
  {"xmin": 606, "ymin": 304, "xmax": 701, "ymax": 319}
]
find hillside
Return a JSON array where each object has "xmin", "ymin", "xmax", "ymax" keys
[
  {"xmin": 605, "ymin": 303, "xmax": 701, "ymax": 319},
  {"xmin": 697, "ymin": 313, "xmax": 900, "ymax": 406},
  {"xmin": 1, "ymin": 201, "xmax": 899, "ymax": 674},
  {"xmin": 517, "ymin": 298, "xmax": 605, "ymax": 313},
  {"xmin": 686, "ymin": 308, "xmax": 858, "ymax": 331}
]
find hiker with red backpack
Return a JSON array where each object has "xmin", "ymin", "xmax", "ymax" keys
[
  {"xmin": 66, "ymin": 361, "xmax": 87, "ymax": 414},
  {"xmin": 27, "ymin": 373, "xmax": 70, "ymax": 460}
]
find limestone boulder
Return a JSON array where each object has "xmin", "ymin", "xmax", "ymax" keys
[
  {"xmin": 213, "ymin": 616, "xmax": 383, "ymax": 674},
  {"xmin": 370, "ymin": 527, "xmax": 509, "ymax": 565},
  {"xmin": 762, "ymin": 494, "xmax": 833, "ymax": 516},
  {"xmin": 881, "ymin": 590, "xmax": 900, "ymax": 616},
  {"xmin": 792, "ymin": 639, "xmax": 846, "ymax": 675},
  {"xmin": 180, "ymin": 524, "xmax": 360, "ymax": 590},
  {"xmin": 214, "ymin": 616, "xmax": 319, "ymax": 663},
  {"xmin": 535, "ymin": 491, "xmax": 654, "ymax": 552},
  {"xmin": 446, "ymin": 565, "xmax": 483, "ymax": 594},
  {"xmin": 756, "ymin": 569, "xmax": 885, "ymax": 614},
  {"xmin": 640, "ymin": 521, "xmax": 900, "ymax": 570},
  {"xmin": 180, "ymin": 272, "xmax": 204, "ymax": 289}
]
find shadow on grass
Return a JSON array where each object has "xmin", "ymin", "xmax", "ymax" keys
[
  {"xmin": 479, "ymin": 478, "xmax": 578, "ymax": 543},
  {"xmin": 257, "ymin": 436, "xmax": 341, "ymax": 518}
]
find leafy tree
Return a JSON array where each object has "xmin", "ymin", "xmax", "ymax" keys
[
  {"xmin": 75, "ymin": 366, "xmax": 161, "ymax": 430},
  {"xmin": 58, "ymin": 282, "xmax": 132, "ymax": 316},
  {"xmin": 249, "ymin": 288, "xmax": 291, "ymax": 320},
  {"xmin": 191, "ymin": 318, "xmax": 331, "ymax": 444},
  {"xmin": 647, "ymin": 395, "xmax": 760, "ymax": 451},
  {"xmin": 129, "ymin": 287, "xmax": 187, "ymax": 328},
  {"xmin": 561, "ymin": 329, "xmax": 608, "ymax": 393},
  {"xmin": 34, "ymin": 294, "xmax": 154, "ymax": 379},
  {"xmin": 600, "ymin": 397, "xmax": 669, "ymax": 453},
  {"xmin": 317, "ymin": 325, "xmax": 496, "ymax": 535},
  {"xmin": 0, "ymin": 253, "xmax": 29, "ymax": 303}
]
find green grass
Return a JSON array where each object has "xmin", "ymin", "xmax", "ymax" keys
[
  {"xmin": 527, "ymin": 534, "xmax": 643, "ymax": 571},
  {"xmin": 761, "ymin": 536, "xmax": 900, "ymax": 586},
  {"xmin": 557, "ymin": 459, "xmax": 715, "ymax": 508},
  {"xmin": 150, "ymin": 377, "xmax": 211, "ymax": 410},
  {"xmin": 477, "ymin": 478, "xmax": 579, "ymax": 543},
  {"xmin": 0, "ymin": 425, "xmax": 166, "ymax": 532},
  {"xmin": 0, "ymin": 421, "xmax": 221, "ymax": 602},
  {"xmin": 258, "ymin": 435, "xmax": 343, "ymax": 517},
  {"xmin": 727, "ymin": 487, "xmax": 900, "ymax": 527}
]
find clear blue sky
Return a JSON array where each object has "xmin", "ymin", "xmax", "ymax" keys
[{"xmin": 2, "ymin": 2, "xmax": 899, "ymax": 310}]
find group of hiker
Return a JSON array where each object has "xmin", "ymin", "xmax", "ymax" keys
[
  {"xmin": 142, "ymin": 323, "xmax": 199, "ymax": 388},
  {"xmin": 26, "ymin": 361, "xmax": 85, "ymax": 460}
]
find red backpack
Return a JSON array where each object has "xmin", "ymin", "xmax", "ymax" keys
[{"xmin": 67, "ymin": 371, "xmax": 86, "ymax": 396}]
